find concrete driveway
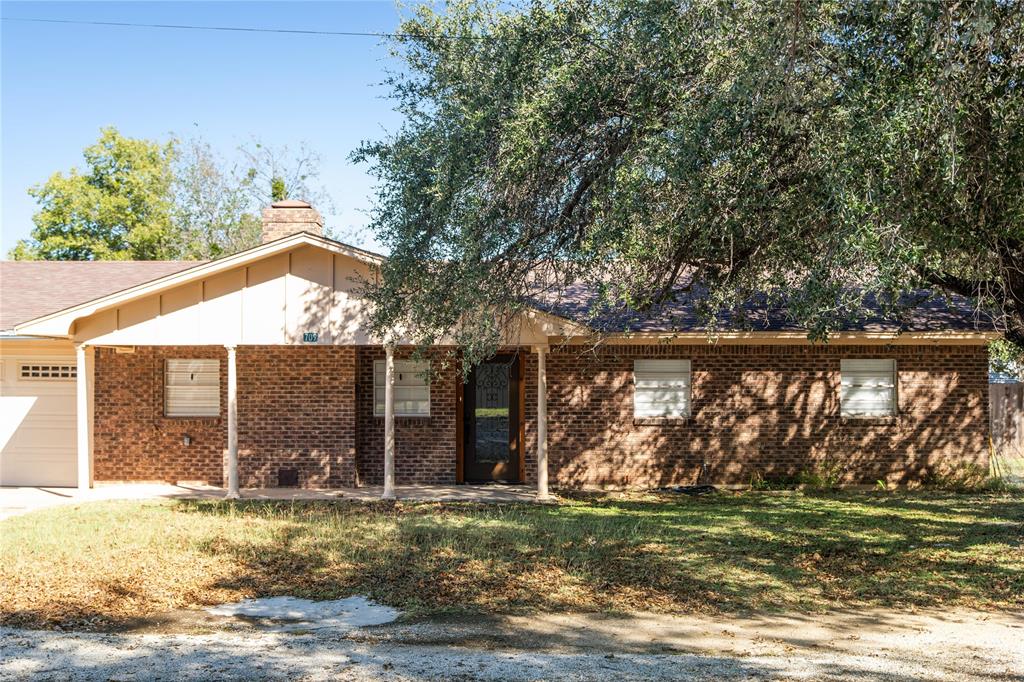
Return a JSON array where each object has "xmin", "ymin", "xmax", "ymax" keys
[
  {"xmin": 0, "ymin": 486, "xmax": 76, "ymax": 520},
  {"xmin": 0, "ymin": 484, "xmax": 206, "ymax": 521}
]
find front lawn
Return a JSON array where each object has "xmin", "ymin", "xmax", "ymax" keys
[{"xmin": 1, "ymin": 491, "xmax": 1021, "ymax": 629}]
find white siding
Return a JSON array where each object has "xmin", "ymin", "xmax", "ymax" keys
[
  {"xmin": 840, "ymin": 359, "xmax": 897, "ymax": 417},
  {"xmin": 66, "ymin": 248, "xmax": 387, "ymax": 346},
  {"xmin": 634, "ymin": 359, "xmax": 691, "ymax": 418},
  {"xmin": 374, "ymin": 360, "xmax": 430, "ymax": 417},
  {"xmin": 37, "ymin": 241, "xmax": 555, "ymax": 347}
]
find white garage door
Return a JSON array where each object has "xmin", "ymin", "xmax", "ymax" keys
[{"xmin": 0, "ymin": 356, "xmax": 77, "ymax": 487}]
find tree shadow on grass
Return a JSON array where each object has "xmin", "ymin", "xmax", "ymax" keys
[
  {"xmin": 3, "ymin": 494, "xmax": 1020, "ymax": 679},
  {"xmin": 174, "ymin": 492, "xmax": 1024, "ymax": 617}
]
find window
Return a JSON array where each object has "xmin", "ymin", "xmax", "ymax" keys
[
  {"xmin": 20, "ymin": 363, "xmax": 76, "ymax": 380},
  {"xmin": 840, "ymin": 359, "xmax": 897, "ymax": 417},
  {"xmin": 165, "ymin": 359, "xmax": 220, "ymax": 417},
  {"xmin": 634, "ymin": 359, "xmax": 691, "ymax": 418},
  {"xmin": 374, "ymin": 359, "xmax": 430, "ymax": 417}
]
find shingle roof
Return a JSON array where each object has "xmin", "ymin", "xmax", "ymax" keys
[
  {"xmin": 0, "ymin": 260, "xmax": 203, "ymax": 332},
  {"xmin": 533, "ymin": 284, "xmax": 996, "ymax": 334},
  {"xmin": 0, "ymin": 257, "xmax": 997, "ymax": 338}
]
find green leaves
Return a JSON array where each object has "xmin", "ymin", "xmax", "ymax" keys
[
  {"xmin": 270, "ymin": 177, "xmax": 287, "ymax": 202},
  {"xmin": 12, "ymin": 129, "xmax": 334, "ymax": 262},
  {"xmin": 359, "ymin": 0, "xmax": 1024, "ymax": 361},
  {"xmin": 17, "ymin": 127, "xmax": 177, "ymax": 261}
]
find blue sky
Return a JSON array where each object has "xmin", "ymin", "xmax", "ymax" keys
[{"xmin": 1, "ymin": 1, "xmax": 410, "ymax": 254}]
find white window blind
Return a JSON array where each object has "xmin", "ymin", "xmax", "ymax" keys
[
  {"xmin": 840, "ymin": 359, "xmax": 896, "ymax": 417},
  {"xmin": 374, "ymin": 360, "xmax": 430, "ymax": 417},
  {"xmin": 165, "ymin": 359, "xmax": 220, "ymax": 417},
  {"xmin": 634, "ymin": 359, "xmax": 691, "ymax": 418}
]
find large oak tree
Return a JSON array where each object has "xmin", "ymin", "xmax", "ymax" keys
[{"xmin": 357, "ymin": 0, "xmax": 1023, "ymax": 367}]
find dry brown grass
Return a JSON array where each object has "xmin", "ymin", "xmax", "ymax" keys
[{"xmin": 2, "ymin": 491, "xmax": 1022, "ymax": 630}]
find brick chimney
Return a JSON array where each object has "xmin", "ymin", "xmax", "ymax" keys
[{"xmin": 261, "ymin": 200, "xmax": 323, "ymax": 243}]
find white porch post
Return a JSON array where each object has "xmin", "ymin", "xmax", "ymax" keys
[
  {"xmin": 75, "ymin": 344, "xmax": 94, "ymax": 491},
  {"xmin": 382, "ymin": 342, "xmax": 397, "ymax": 500},
  {"xmin": 225, "ymin": 344, "xmax": 240, "ymax": 499},
  {"xmin": 535, "ymin": 345, "xmax": 551, "ymax": 501}
]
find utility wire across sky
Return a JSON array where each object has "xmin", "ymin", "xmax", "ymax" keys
[{"xmin": 1, "ymin": 16, "xmax": 443, "ymax": 40}]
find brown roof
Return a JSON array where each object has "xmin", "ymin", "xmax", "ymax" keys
[
  {"xmin": 533, "ymin": 285, "xmax": 997, "ymax": 334},
  {"xmin": 0, "ymin": 260, "xmax": 203, "ymax": 332}
]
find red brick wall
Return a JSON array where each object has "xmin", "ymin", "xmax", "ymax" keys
[
  {"xmin": 94, "ymin": 346, "xmax": 357, "ymax": 487},
  {"xmin": 94, "ymin": 342, "xmax": 990, "ymax": 489},
  {"xmin": 355, "ymin": 346, "xmax": 458, "ymax": 485},
  {"xmin": 94, "ymin": 346, "xmax": 226, "ymax": 484},
  {"xmin": 535, "ymin": 344, "xmax": 990, "ymax": 488},
  {"xmin": 237, "ymin": 346, "xmax": 356, "ymax": 487}
]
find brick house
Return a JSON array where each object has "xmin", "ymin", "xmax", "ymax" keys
[{"xmin": 1, "ymin": 201, "xmax": 996, "ymax": 495}]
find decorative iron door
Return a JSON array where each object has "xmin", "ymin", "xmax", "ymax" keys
[{"xmin": 463, "ymin": 355, "xmax": 521, "ymax": 482}]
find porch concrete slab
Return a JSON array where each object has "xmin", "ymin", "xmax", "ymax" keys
[
  {"xmin": 191, "ymin": 484, "xmax": 543, "ymax": 503},
  {"xmin": 334, "ymin": 484, "xmax": 542, "ymax": 503},
  {"xmin": 0, "ymin": 483, "xmax": 546, "ymax": 519}
]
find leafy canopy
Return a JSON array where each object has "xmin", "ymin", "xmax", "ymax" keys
[
  {"xmin": 356, "ymin": 0, "xmax": 1024, "ymax": 366},
  {"xmin": 11, "ymin": 127, "xmax": 177, "ymax": 260},
  {"xmin": 12, "ymin": 128, "xmax": 333, "ymax": 261}
]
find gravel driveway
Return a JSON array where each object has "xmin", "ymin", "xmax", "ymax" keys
[{"xmin": 3, "ymin": 608, "xmax": 1022, "ymax": 681}]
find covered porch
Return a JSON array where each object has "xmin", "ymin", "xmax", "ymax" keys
[
  {"xmin": 68, "ymin": 341, "xmax": 554, "ymax": 500},
  {"xmin": 13, "ymin": 202, "xmax": 571, "ymax": 500}
]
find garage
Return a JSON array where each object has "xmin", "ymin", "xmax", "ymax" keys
[
  {"xmin": 2, "ymin": 261, "xmax": 202, "ymax": 489},
  {"xmin": 0, "ymin": 353, "xmax": 77, "ymax": 487}
]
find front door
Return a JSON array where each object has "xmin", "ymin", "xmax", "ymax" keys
[{"xmin": 463, "ymin": 355, "xmax": 522, "ymax": 482}]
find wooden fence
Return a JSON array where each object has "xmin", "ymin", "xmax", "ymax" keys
[{"xmin": 990, "ymin": 384, "xmax": 1024, "ymax": 459}]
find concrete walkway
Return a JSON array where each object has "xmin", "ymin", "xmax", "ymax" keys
[{"xmin": 0, "ymin": 483, "xmax": 544, "ymax": 520}]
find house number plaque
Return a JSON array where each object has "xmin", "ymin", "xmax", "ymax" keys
[{"xmin": 302, "ymin": 332, "xmax": 320, "ymax": 343}]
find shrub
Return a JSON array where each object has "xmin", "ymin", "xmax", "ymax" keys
[
  {"xmin": 749, "ymin": 471, "xmax": 799, "ymax": 491},
  {"xmin": 797, "ymin": 459, "xmax": 847, "ymax": 490},
  {"xmin": 926, "ymin": 462, "xmax": 999, "ymax": 492}
]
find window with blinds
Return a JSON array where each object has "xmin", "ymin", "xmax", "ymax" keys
[
  {"xmin": 374, "ymin": 360, "xmax": 430, "ymax": 417},
  {"xmin": 634, "ymin": 359, "xmax": 691, "ymax": 418},
  {"xmin": 165, "ymin": 359, "xmax": 220, "ymax": 417},
  {"xmin": 840, "ymin": 359, "xmax": 897, "ymax": 417}
]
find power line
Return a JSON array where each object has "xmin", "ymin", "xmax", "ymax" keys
[{"xmin": 1, "ymin": 16, "xmax": 445, "ymax": 40}]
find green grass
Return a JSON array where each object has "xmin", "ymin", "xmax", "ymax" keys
[
  {"xmin": 1, "ymin": 491, "xmax": 1022, "ymax": 629},
  {"xmin": 474, "ymin": 407, "xmax": 509, "ymax": 417},
  {"xmin": 992, "ymin": 452, "xmax": 1024, "ymax": 485}
]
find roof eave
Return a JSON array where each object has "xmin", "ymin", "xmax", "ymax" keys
[
  {"xmin": 13, "ymin": 232, "xmax": 383, "ymax": 337},
  {"xmin": 551, "ymin": 329, "xmax": 1000, "ymax": 345}
]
